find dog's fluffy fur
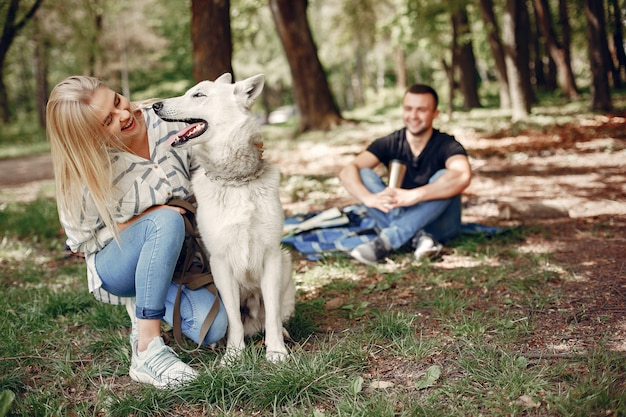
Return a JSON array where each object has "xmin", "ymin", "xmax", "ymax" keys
[{"xmin": 153, "ymin": 73, "xmax": 295, "ymax": 362}]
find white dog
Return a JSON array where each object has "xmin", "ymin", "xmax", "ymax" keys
[{"xmin": 153, "ymin": 73, "xmax": 295, "ymax": 362}]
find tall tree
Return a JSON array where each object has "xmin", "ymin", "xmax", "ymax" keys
[
  {"xmin": 0, "ymin": 0, "xmax": 44, "ymax": 123},
  {"xmin": 33, "ymin": 13, "xmax": 48, "ymax": 128},
  {"xmin": 478, "ymin": 0, "xmax": 511, "ymax": 109},
  {"xmin": 608, "ymin": 0, "xmax": 626, "ymax": 87},
  {"xmin": 451, "ymin": 5, "xmax": 481, "ymax": 110},
  {"xmin": 583, "ymin": 0, "xmax": 611, "ymax": 111},
  {"xmin": 516, "ymin": 0, "xmax": 534, "ymax": 106},
  {"xmin": 502, "ymin": 0, "xmax": 531, "ymax": 121},
  {"xmin": 532, "ymin": 0, "xmax": 578, "ymax": 98},
  {"xmin": 269, "ymin": 0, "xmax": 342, "ymax": 132},
  {"xmin": 334, "ymin": 0, "xmax": 378, "ymax": 109},
  {"xmin": 192, "ymin": 0, "xmax": 233, "ymax": 82}
]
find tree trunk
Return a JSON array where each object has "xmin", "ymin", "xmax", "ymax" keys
[
  {"xmin": 395, "ymin": 46, "xmax": 407, "ymax": 91},
  {"xmin": 532, "ymin": 0, "xmax": 578, "ymax": 98},
  {"xmin": 584, "ymin": 0, "xmax": 612, "ymax": 111},
  {"xmin": 516, "ymin": 0, "xmax": 534, "ymax": 105},
  {"xmin": 608, "ymin": 0, "xmax": 625, "ymax": 86},
  {"xmin": 353, "ymin": 47, "xmax": 366, "ymax": 108},
  {"xmin": 33, "ymin": 14, "xmax": 48, "ymax": 129},
  {"xmin": 191, "ymin": 0, "xmax": 233, "ymax": 82},
  {"xmin": 452, "ymin": 7, "xmax": 481, "ymax": 110},
  {"xmin": 0, "ymin": 0, "xmax": 44, "ymax": 123},
  {"xmin": 503, "ymin": 0, "xmax": 530, "ymax": 121},
  {"xmin": 478, "ymin": 0, "xmax": 511, "ymax": 109},
  {"xmin": 440, "ymin": 57, "xmax": 455, "ymax": 120},
  {"xmin": 269, "ymin": 0, "xmax": 342, "ymax": 132}
]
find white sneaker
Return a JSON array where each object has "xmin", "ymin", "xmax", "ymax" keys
[
  {"xmin": 129, "ymin": 336, "xmax": 198, "ymax": 388},
  {"xmin": 413, "ymin": 233, "xmax": 442, "ymax": 262}
]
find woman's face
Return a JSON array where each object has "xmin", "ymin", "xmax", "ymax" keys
[{"xmin": 90, "ymin": 87, "xmax": 146, "ymax": 146}]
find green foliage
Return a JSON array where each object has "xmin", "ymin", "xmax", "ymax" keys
[
  {"xmin": 4, "ymin": 0, "xmax": 614, "ymax": 128},
  {"xmin": 286, "ymin": 299, "xmax": 323, "ymax": 341},
  {"xmin": 0, "ymin": 119, "xmax": 48, "ymax": 159},
  {"xmin": 368, "ymin": 310, "xmax": 416, "ymax": 340},
  {"xmin": 0, "ymin": 390, "xmax": 15, "ymax": 417},
  {"xmin": 0, "ymin": 198, "xmax": 60, "ymax": 240}
]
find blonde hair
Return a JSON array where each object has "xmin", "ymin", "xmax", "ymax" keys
[{"xmin": 46, "ymin": 76, "xmax": 126, "ymax": 240}]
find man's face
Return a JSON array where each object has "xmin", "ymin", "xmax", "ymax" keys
[{"xmin": 402, "ymin": 92, "xmax": 439, "ymax": 137}]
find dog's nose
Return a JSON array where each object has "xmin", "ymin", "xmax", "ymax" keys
[{"xmin": 152, "ymin": 102, "xmax": 163, "ymax": 112}]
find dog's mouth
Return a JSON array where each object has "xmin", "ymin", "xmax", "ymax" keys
[{"xmin": 168, "ymin": 119, "xmax": 208, "ymax": 147}]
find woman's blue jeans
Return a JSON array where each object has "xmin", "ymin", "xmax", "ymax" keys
[
  {"xmin": 360, "ymin": 168, "xmax": 462, "ymax": 249},
  {"xmin": 95, "ymin": 207, "xmax": 227, "ymax": 345}
]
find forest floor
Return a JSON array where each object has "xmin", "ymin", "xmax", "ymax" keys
[
  {"xmin": 1, "ymin": 109, "xmax": 625, "ymax": 394},
  {"xmin": 1, "ymin": 110, "xmax": 625, "ymax": 314},
  {"xmin": 267, "ymin": 111, "xmax": 626, "ymax": 362}
]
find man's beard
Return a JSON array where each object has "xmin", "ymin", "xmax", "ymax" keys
[{"xmin": 407, "ymin": 122, "xmax": 428, "ymax": 137}]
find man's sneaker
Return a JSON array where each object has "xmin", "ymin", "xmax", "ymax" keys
[
  {"xmin": 129, "ymin": 336, "xmax": 198, "ymax": 388},
  {"xmin": 350, "ymin": 236, "xmax": 391, "ymax": 265},
  {"xmin": 413, "ymin": 232, "xmax": 443, "ymax": 262}
]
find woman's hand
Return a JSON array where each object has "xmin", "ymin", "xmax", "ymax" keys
[{"xmin": 117, "ymin": 205, "xmax": 186, "ymax": 232}]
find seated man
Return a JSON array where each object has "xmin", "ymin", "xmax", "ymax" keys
[{"xmin": 339, "ymin": 84, "xmax": 472, "ymax": 265}]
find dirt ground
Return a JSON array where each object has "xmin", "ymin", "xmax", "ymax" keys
[
  {"xmin": 268, "ymin": 113, "xmax": 626, "ymax": 359},
  {"xmin": 1, "ymin": 113, "xmax": 625, "ymax": 357}
]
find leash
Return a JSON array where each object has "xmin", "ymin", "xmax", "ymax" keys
[{"xmin": 168, "ymin": 198, "xmax": 222, "ymax": 352}]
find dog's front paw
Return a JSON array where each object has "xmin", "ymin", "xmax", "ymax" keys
[
  {"xmin": 266, "ymin": 349, "xmax": 289, "ymax": 363},
  {"xmin": 219, "ymin": 347, "xmax": 243, "ymax": 366}
]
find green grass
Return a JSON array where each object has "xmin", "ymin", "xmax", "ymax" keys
[
  {"xmin": 1, "ymin": 93, "xmax": 626, "ymax": 416},
  {"xmin": 1, "ymin": 203, "xmax": 625, "ymax": 416},
  {"xmin": 0, "ymin": 117, "xmax": 48, "ymax": 159}
]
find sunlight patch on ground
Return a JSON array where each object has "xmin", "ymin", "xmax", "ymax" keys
[
  {"xmin": 607, "ymin": 321, "xmax": 626, "ymax": 352},
  {"xmin": 518, "ymin": 238, "xmax": 564, "ymax": 254},
  {"xmin": 0, "ymin": 239, "xmax": 48, "ymax": 264},
  {"xmin": 294, "ymin": 262, "xmax": 363, "ymax": 294},
  {"xmin": 0, "ymin": 180, "xmax": 55, "ymax": 203},
  {"xmin": 436, "ymin": 254, "xmax": 502, "ymax": 269},
  {"xmin": 545, "ymin": 341, "xmax": 587, "ymax": 354}
]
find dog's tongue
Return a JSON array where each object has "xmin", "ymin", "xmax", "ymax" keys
[{"xmin": 167, "ymin": 122, "xmax": 205, "ymax": 147}]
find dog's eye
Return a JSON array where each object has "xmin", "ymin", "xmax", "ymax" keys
[{"xmin": 192, "ymin": 92, "xmax": 206, "ymax": 98}]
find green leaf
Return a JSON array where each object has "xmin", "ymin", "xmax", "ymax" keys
[
  {"xmin": 415, "ymin": 365, "xmax": 441, "ymax": 390},
  {"xmin": 0, "ymin": 390, "xmax": 15, "ymax": 417},
  {"xmin": 515, "ymin": 356, "xmax": 529, "ymax": 369},
  {"xmin": 350, "ymin": 376, "xmax": 364, "ymax": 395}
]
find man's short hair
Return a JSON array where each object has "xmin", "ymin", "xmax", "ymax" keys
[{"xmin": 405, "ymin": 84, "xmax": 439, "ymax": 108}]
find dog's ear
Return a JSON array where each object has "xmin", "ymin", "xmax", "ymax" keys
[
  {"xmin": 215, "ymin": 73, "xmax": 232, "ymax": 84},
  {"xmin": 234, "ymin": 74, "xmax": 265, "ymax": 109}
]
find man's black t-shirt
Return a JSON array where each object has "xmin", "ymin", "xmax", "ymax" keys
[{"xmin": 366, "ymin": 128, "xmax": 467, "ymax": 189}]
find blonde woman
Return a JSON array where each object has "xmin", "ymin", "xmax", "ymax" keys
[{"xmin": 47, "ymin": 76, "xmax": 228, "ymax": 388}]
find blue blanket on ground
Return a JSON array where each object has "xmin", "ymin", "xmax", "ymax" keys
[{"xmin": 281, "ymin": 205, "xmax": 505, "ymax": 260}]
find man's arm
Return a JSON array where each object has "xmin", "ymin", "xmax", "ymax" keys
[
  {"xmin": 390, "ymin": 154, "xmax": 471, "ymax": 208},
  {"xmin": 339, "ymin": 151, "xmax": 394, "ymax": 212}
]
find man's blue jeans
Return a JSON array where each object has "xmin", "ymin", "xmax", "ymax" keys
[
  {"xmin": 360, "ymin": 168, "xmax": 462, "ymax": 249},
  {"xmin": 95, "ymin": 207, "xmax": 227, "ymax": 345}
]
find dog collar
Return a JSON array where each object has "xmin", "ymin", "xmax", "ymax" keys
[{"xmin": 204, "ymin": 161, "xmax": 267, "ymax": 186}]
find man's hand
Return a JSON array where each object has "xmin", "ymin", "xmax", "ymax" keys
[
  {"xmin": 363, "ymin": 188, "xmax": 399, "ymax": 213},
  {"xmin": 384, "ymin": 187, "xmax": 420, "ymax": 209}
]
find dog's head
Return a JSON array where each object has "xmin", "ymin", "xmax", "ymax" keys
[{"xmin": 152, "ymin": 73, "xmax": 264, "ymax": 148}]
